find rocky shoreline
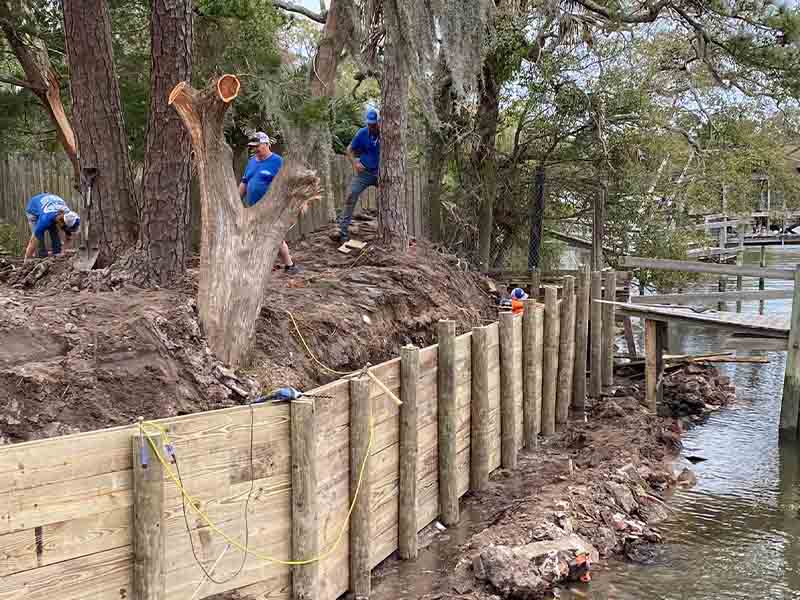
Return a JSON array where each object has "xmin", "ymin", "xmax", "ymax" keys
[{"xmin": 369, "ymin": 363, "xmax": 736, "ymax": 600}]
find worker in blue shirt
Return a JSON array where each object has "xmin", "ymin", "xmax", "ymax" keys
[
  {"xmin": 338, "ymin": 108, "xmax": 380, "ymax": 243},
  {"xmin": 24, "ymin": 193, "xmax": 80, "ymax": 261},
  {"xmin": 239, "ymin": 131, "xmax": 300, "ymax": 275}
]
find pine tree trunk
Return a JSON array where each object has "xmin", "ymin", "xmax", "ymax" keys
[
  {"xmin": 378, "ymin": 1, "xmax": 409, "ymax": 250},
  {"xmin": 1, "ymin": 22, "xmax": 79, "ymax": 185},
  {"xmin": 475, "ymin": 55, "xmax": 500, "ymax": 272},
  {"xmin": 139, "ymin": 0, "xmax": 193, "ymax": 284},
  {"xmin": 169, "ymin": 76, "xmax": 321, "ymax": 366},
  {"xmin": 306, "ymin": 0, "xmax": 354, "ymax": 224},
  {"xmin": 64, "ymin": 0, "xmax": 139, "ymax": 265},
  {"xmin": 426, "ymin": 61, "xmax": 453, "ymax": 243}
]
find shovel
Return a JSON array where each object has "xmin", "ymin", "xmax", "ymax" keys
[{"xmin": 74, "ymin": 167, "xmax": 99, "ymax": 271}]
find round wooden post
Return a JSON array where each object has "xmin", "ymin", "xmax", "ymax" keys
[
  {"xmin": 471, "ymin": 326, "xmax": 491, "ymax": 490},
  {"xmin": 349, "ymin": 377, "xmax": 372, "ymax": 598},
  {"xmin": 132, "ymin": 432, "xmax": 165, "ymax": 600},
  {"xmin": 556, "ymin": 276, "xmax": 576, "ymax": 429},
  {"xmin": 291, "ymin": 401, "xmax": 318, "ymax": 600},
  {"xmin": 399, "ymin": 345, "xmax": 420, "ymax": 560},
  {"xmin": 602, "ymin": 271, "xmax": 617, "ymax": 388},
  {"xmin": 781, "ymin": 266, "xmax": 800, "ymax": 438},
  {"xmin": 499, "ymin": 312, "xmax": 519, "ymax": 469},
  {"xmin": 436, "ymin": 319, "xmax": 459, "ymax": 525},
  {"xmin": 590, "ymin": 272, "xmax": 603, "ymax": 398},
  {"xmin": 522, "ymin": 299, "xmax": 544, "ymax": 446},
  {"xmin": 542, "ymin": 286, "xmax": 560, "ymax": 436},
  {"xmin": 573, "ymin": 265, "xmax": 590, "ymax": 414}
]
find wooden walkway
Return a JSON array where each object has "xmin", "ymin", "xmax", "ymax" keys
[{"xmin": 605, "ymin": 301, "xmax": 790, "ymax": 338}]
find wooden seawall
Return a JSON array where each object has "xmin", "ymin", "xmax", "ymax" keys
[{"xmin": 0, "ymin": 271, "xmax": 620, "ymax": 600}]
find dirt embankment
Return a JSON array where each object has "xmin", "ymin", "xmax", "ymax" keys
[{"xmin": 0, "ymin": 217, "xmax": 492, "ymax": 444}]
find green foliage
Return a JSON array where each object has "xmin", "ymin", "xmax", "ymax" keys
[{"xmin": 0, "ymin": 223, "xmax": 22, "ymax": 255}]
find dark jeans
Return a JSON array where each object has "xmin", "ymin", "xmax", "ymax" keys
[
  {"xmin": 27, "ymin": 213, "xmax": 61, "ymax": 257},
  {"xmin": 339, "ymin": 170, "xmax": 378, "ymax": 238}
]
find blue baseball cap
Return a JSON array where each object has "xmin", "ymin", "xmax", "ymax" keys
[
  {"xmin": 366, "ymin": 108, "xmax": 380, "ymax": 125},
  {"xmin": 511, "ymin": 288, "xmax": 528, "ymax": 301}
]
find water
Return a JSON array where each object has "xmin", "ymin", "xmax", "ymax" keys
[{"xmin": 570, "ymin": 246, "xmax": 800, "ymax": 599}]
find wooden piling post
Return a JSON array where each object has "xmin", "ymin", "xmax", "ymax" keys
[
  {"xmin": 602, "ymin": 271, "xmax": 617, "ymax": 389},
  {"xmin": 522, "ymin": 299, "xmax": 544, "ymax": 446},
  {"xmin": 436, "ymin": 319, "xmax": 459, "ymax": 525},
  {"xmin": 530, "ymin": 269, "xmax": 540, "ymax": 300},
  {"xmin": 736, "ymin": 250, "xmax": 743, "ymax": 313},
  {"xmin": 291, "ymin": 400, "xmax": 318, "ymax": 600},
  {"xmin": 556, "ymin": 276, "xmax": 576, "ymax": 429},
  {"xmin": 349, "ymin": 377, "xmax": 372, "ymax": 597},
  {"xmin": 644, "ymin": 319, "xmax": 668, "ymax": 413},
  {"xmin": 572, "ymin": 265, "xmax": 590, "ymax": 414},
  {"xmin": 399, "ymin": 345, "xmax": 420, "ymax": 560},
  {"xmin": 780, "ymin": 266, "xmax": 800, "ymax": 438},
  {"xmin": 499, "ymin": 312, "xmax": 519, "ymax": 469},
  {"xmin": 471, "ymin": 326, "xmax": 491, "ymax": 490},
  {"xmin": 590, "ymin": 272, "xmax": 603, "ymax": 398},
  {"xmin": 132, "ymin": 431, "xmax": 165, "ymax": 600},
  {"xmin": 623, "ymin": 318, "xmax": 637, "ymax": 358},
  {"xmin": 718, "ymin": 275, "xmax": 727, "ymax": 312},
  {"xmin": 542, "ymin": 286, "xmax": 560, "ymax": 436},
  {"xmin": 759, "ymin": 245, "xmax": 767, "ymax": 314}
]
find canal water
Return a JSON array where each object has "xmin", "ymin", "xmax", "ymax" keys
[{"xmin": 567, "ymin": 246, "xmax": 800, "ymax": 599}]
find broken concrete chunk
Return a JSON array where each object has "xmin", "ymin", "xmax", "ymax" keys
[{"xmin": 605, "ymin": 482, "xmax": 638, "ymax": 514}]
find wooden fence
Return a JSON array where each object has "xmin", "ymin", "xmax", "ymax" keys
[
  {"xmin": 0, "ymin": 154, "xmax": 427, "ymax": 252},
  {"xmin": 0, "ymin": 270, "xmax": 625, "ymax": 600}
]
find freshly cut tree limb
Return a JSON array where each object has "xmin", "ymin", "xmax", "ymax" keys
[
  {"xmin": 1, "ymin": 20, "xmax": 79, "ymax": 183},
  {"xmin": 169, "ymin": 75, "xmax": 321, "ymax": 366}
]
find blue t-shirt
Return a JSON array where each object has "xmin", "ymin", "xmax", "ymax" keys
[
  {"xmin": 26, "ymin": 193, "xmax": 68, "ymax": 240},
  {"xmin": 242, "ymin": 153, "xmax": 284, "ymax": 206},
  {"xmin": 350, "ymin": 127, "xmax": 380, "ymax": 172}
]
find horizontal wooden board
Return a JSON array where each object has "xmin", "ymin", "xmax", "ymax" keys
[
  {"xmin": 0, "ymin": 546, "xmax": 132, "ymax": 600},
  {"xmin": 0, "ymin": 508, "xmax": 130, "ymax": 577}
]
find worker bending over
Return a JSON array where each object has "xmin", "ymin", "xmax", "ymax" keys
[
  {"xmin": 338, "ymin": 108, "xmax": 381, "ymax": 243},
  {"xmin": 239, "ymin": 131, "xmax": 301, "ymax": 275},
  {"xmin": 24, "ymin": 192, "xmax": 80, "ymax": 261}
]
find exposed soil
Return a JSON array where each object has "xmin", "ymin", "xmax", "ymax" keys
[
  {"xmin": 0, "ymin": 216, "xmax": 492, "ymax": 444},
  {"xmin": 1, "ymin": 216, "xmax": 737, "ymax": 600}
]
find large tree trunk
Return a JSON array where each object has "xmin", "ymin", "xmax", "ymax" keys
[
  {"xmin": 1, "ymin": 21, "xmax": 79, "ymax": 185},
  {"xmin": 475, "ymin": 54, "xmax": 500, "ymax": 271},
  {"xmin": 170, "ymin": 76, "xmax": 320, "ymax": 366},
  {"xmin": 377, "ymin": 0, "xmax": 409, "ymax": 250},
  {"xmin": 63, "ymin": 0, "xmax": 139, "ymax": 265},
  {"xmin": 307, "ymin": 0, "xmax": 355, "ymax": 223},
  {"xmin": 426, "ymin": 60, "xmax": 453, "ymax": 242},
  {"xmin": 139, "ymin": 0, "xmax": 193, "ymax": 284}
]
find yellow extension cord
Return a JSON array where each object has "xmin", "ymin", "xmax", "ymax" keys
[
  {"xmin": 139, "ymin": 412, "xmax": 373, "ymax": 566},
  {"xmin": 136, "ymin": 299, "xmax": 378, "ymax": 567}
]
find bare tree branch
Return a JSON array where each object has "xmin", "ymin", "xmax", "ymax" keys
[{"xmin": 272, "ymin": 0, "xmax": 327, "ymax": 23}]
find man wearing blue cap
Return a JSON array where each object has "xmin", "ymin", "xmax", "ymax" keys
[
  {"xmin": 23, "ymin": 192, "xmax": 80, "ymax": 261},
  {"xmin": 338, "ymin": 107, "xmax": 380, "ymax": 242},
  {"xmin": 240, "ymin": 131, "xmax": 301, "ymax": 275}
]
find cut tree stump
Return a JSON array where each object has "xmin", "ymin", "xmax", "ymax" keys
[{"xmin": 169, "ymin": 75, "xmax": 321, "ymax": 366}]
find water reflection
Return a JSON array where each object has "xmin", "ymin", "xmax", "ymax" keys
[{"xmin": 570, "ymin": 247, "xmax": 800, "ymax": 599}]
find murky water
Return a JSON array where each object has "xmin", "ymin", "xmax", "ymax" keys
[{"xmin": 569, "ymin": 246, "xmax": 800, "ymax": 600}]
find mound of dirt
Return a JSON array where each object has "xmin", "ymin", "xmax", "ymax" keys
[{"xmin": 0, "ymin": 217, "xmax": 493, "ymax": 444}]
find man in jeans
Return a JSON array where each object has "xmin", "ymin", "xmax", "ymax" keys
[
  {"xmin": 23, "ymin": 192, "xmax": 80, "ymax": 262},
  {"xmin": 338, "ymin": 108, "xmax": 380, "ymax": 243}
]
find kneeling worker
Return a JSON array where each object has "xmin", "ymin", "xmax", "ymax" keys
[
  {"xmin": 24, "ymin": 192, "xmax": 80, "ymax": 261},
  {"xmin": 239, "ymin": 131, "xmax": 301, "ymax": 275}
]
